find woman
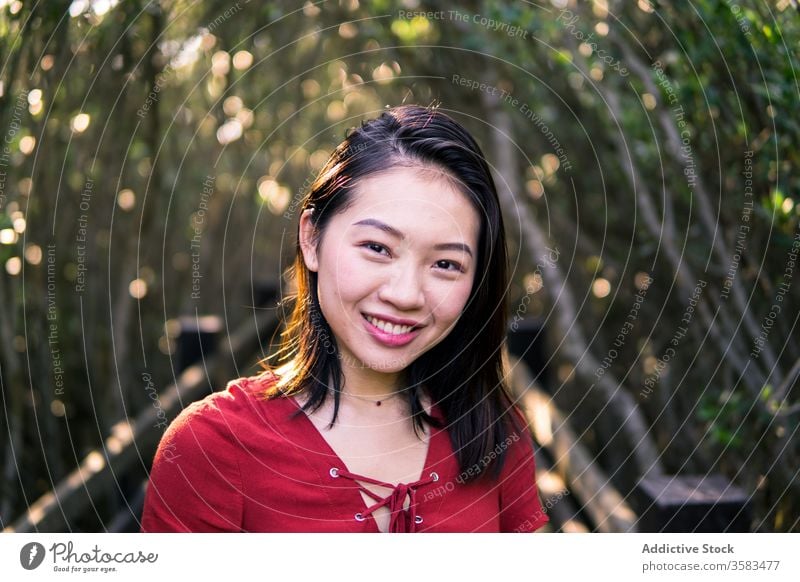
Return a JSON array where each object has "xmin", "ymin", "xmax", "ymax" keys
[{"xmin": 141, "ymin": 105, "xmax": 548, "ymax": 533}]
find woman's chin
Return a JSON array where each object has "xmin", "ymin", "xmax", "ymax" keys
[
  {"xmin": 363, "ymin": 362, "xmax": 408, "ymax": 375},
  {"xmin": 344, "ymin": 355, "xmax": 410, "ymax": 375}
]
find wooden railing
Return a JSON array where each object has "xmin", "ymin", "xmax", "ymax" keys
[
  {"xmin": 5, "ymin": 309, "xmax": 280, "ymax": 533},
  {"xmin": 506, "ymin": 355, "xmax": 638, "ymax": 532}
]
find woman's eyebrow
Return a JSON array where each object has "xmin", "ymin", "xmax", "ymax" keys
[
  {"xmin": 434, "ymin": 242, "xmax": 473, "ymax": 257},
  {"xmin": 352, "ymin": 218, "xmax": 473, "ymax": 257},
  {"xmin": 352, "ymin": 218, "xmax": 404, "ymax": 239}
]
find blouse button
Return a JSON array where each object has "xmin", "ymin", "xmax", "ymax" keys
[
  {"xmin": 430, "ymin": 471, "xmax": 439, "ymax": 482},
  {"xmin": 415, "ymin": 515, "xmax": 424, "ymax": 524},
  {"xmin": 329, "ymin": 467, "xmax": 339, "ymax": 478},
  {"xmin": 354, "ymin": 512, "xmax": 365, "ymax": 522}
]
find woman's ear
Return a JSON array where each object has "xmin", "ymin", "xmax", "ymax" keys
[{"xmin": 298, "ymin": 209, "xmax": 319, "ymax": 272}]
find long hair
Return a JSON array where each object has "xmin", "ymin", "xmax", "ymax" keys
[{"xmin": 258, "ymin": 105, "xmax": 525, "ymax": 483}]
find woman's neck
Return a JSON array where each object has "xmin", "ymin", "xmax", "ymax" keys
[{"xmin": 339, "ymin": 361, "xmax": 404, "ymax": 400}]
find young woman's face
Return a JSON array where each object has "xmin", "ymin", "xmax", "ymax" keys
[{"xmin": 299, "ymin": 166, "xmax": 481, "ymax": 377}]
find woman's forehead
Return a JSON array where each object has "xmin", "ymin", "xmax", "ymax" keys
[
  {"xmin": 345, "ymin": 177, "xmax": 477, "ymax": 230},
  {"xmin": 348, "ymin": 168, "xmax": 468, "ymax": 208}
]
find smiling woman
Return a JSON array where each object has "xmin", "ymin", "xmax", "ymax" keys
[
  {"xmin": 299, "ymin": 167, "xmax": 480, "ymax": 377},
  {"xmin": 140, "ymin": 105, "xmax": 549, "ymax": 533}
]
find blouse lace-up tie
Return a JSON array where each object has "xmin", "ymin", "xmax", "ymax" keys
[{"xmin": 330, "ymin": 467, "xmax": 439, "ymax": 533}]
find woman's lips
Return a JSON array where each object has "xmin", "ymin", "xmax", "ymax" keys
[
  {"xmin": 362, "ymin": 314, "xmax": 422, "ymax": 347},
  {"xmin": 362, "ymin": 312, "xmax": 422, "ymax": 329}
]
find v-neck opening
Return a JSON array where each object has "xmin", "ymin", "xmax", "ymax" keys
[{"xmin": 286, "ymin": 394, "xmax": 440, "ymax": 532}]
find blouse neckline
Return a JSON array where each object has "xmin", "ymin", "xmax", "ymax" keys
[{"xmin": 283, "ymin": 393, "xmax": 446, "ymax": 532}]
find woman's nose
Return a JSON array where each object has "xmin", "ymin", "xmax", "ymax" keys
[{"xmin": 377, "ymin": 261, "xmax": 425, "ymax": 310}]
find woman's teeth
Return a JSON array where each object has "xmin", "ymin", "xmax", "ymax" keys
[{"xmin": 366, "ymin": 316, "xmax": 413, "ymax": 335}]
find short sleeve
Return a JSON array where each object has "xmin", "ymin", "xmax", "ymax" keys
[
  {"xmin": 498, "ymin": 410, "xmax": 549, "ymax": 533},
  {"xmin": 140, "ymin": 399, "xmax": 244, "ymax": 532}
]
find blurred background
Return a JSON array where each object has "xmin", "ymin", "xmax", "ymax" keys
[{"xmin": 0, "ymin": 0, "xmax": 798, "ymax": 532}]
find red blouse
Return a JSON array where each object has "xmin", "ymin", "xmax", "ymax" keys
[{"xmin": 140, "ymin": 374, "xmax": 549, "ymax": 533}]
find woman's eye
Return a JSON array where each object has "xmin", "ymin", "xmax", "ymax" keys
[
  {"xmin": 363, "ymin": 242, "xmax": 390, "ymax": 256},
  {"xmin": 435, "ymin": 259, "xmax": 463, "ymax": 272}
]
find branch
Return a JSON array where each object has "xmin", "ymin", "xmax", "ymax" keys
[
  {"xmin": 565, "ymin": 37, "xmax": 768, "ymax": 403},
  {"xmin": 481, "ymin": 86, "xmax": 664, "ymax": 479},
  {"xmin": 613, "ymin": 33, "xmax": 782, "ymax": 385}
]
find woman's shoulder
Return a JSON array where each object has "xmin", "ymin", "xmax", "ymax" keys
[
  {"xmin": 160, "ymin": 370, "xmax": 291, "ymax": 448},
  {"xmin": 143, "ymin": 372, "xmax": 284, "ymax": 532},
  {"xmin": 186, "ymin": 369, "xmax": 282, "ymax": 411}
]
